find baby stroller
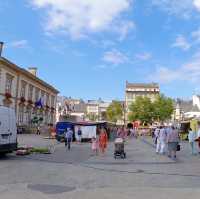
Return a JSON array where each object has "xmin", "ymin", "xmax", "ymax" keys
[{"xmin": 114, "ymin": 138, "xmax": 126, "ymax": 159}]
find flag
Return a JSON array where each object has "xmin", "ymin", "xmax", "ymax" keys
[{"xmin": 35, "ymin": 98, "xmax": 43, "ymax": 108}]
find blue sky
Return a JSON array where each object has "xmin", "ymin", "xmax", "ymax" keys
[{"xmin": 1, "ymin": 0, "xmax": 200, "ymax": 100}]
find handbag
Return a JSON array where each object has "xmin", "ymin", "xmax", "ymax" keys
[{"xmin": 177, "ymin": 144, "xmax": 181, "ymax": 151}]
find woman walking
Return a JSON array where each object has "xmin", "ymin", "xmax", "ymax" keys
[
  {"xmin": 99, "ymin": 128, "xmax": 108, "ymax": 154},
  {"xmin": 167, "ymin": 126, "xmax": 179, "ymax": 159},
  {"xmin": 188, "ymin": 128, "xmax": 197, "ymax": 155}
]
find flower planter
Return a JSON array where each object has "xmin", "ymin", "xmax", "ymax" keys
[{"xmin": 5, "ymin": 92, "xmax": 12, "ymax": 99}]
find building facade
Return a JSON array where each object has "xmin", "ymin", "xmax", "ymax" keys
[
  {"xmin": 56, "ymin": 97, "xmax": 86, "ymax": 122},
  {"xmin": 125, "ymin": 82, "xmax": 160, "ymax": 119},
  {"xmin": 86, "ymin": 100, "xmax": 111, "ymax": 121},
  {"xmin": 56, "ymin": 97, "xmax": 111, "ymax": 122},
  {"xmin": 0, "ymin": 57, "xmax": 59, "ymax": 127}
]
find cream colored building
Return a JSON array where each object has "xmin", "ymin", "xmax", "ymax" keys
[
  {"xmin": 86, "ymin": 100, "xmax": 111, "ymax": 121},
  {"xmin": 125, "ymin": 82, "xmax": 160, "ymax": 117},
  {"xmin": 0, "ymin": 57, "xmax": 59, "ymax": 127}
]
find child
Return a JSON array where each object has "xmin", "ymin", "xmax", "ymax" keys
[{"xmin": 91, "ymin": 136, "xmax": 98, "ymax": 156}]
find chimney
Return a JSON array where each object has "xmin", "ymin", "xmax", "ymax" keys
[
  {"xmin": 0, "ymin": 42, "xmax": 4, "ymax": 57},
  {"xmin": 28, "ymin": 67, "xmax": 37, "ymax": 76}
]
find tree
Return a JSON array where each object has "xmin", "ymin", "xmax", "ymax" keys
[
  {"xmin": 128, "ymin": 95, "xmax": 174, "ymax": 125},
  {"xmin": 128, "ymin": 96, "xmax": 154, "ymax": 125},
  {"xmin": 153, "ymin": 94, "xmax": 174, "ymax": 122},
  {"xmin": 106, "ymin": 101, "xmax": 123, "ymax": 123},
  {"xmin": 86, "ymin": 113, "xmax": 98, "ymax": 121}
]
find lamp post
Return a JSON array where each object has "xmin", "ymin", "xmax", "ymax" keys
[{"xmin": 0, "ymin": 41, "xmax": 4, "ymax": 57}]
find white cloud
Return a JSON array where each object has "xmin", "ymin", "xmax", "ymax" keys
[
  {"xmin": 31, "ymin": 0, "xmax": 133, "ymax": 39},
  {"xmin": 135, "ymin": 52, "xmax": 152, "ymax": 61},
  {"xmin": 192, "ymin": 28, "xmax": 200, "ymax": 43},
  {"xmin": 193, "ymin": 0, "xmax": 200, "ymax": 11},
  {"xmin": 152, "ymin": 0, "xmax": 200, "ymax": 18},
  {"xmin": 102, "ymin": 49, "xmax": 128, "ymax": 65},
  {"xmin": 116, "ymin": 21, "xmax": 135, "ymax": 41},
  {"xmin": 172, "ymin": 35, "xmax": 191, "ymax": 51},
  {"xmin": 150, "ymin": 53, "xmax": 200, "ymax": 84},
  {"xmin": 9, "ymin": 40, "xmax": 28, "ymax": 48}
]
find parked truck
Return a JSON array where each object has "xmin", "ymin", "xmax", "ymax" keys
[{"xmin": 0, "ymin": 106, "xmax": 17, "ymax": 154}]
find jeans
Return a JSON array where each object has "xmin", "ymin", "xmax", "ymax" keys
[
  {"xmin": 190, "ymin": 142, "xmax": 196, "ymax": 155},
  {"xmin": 156, "ymin": 140, "xmax": 166, "ymax": 154},
  {"xmin": 65, "ymin": 138, "xmax": 71, "ymax": 150}
]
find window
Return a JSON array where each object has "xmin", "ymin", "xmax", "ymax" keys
[
  {"xmin": 46, "ymin": 94, "xmax": 49, "ymax": 106},
  {"xmin": 28, "ymin": 84, "xmax": 33, "ymax": 101},
  {"xmin": 18, "ymin": 105, "xmax": 24, "ymax": 124},
  {"xmin": 27, "ymin": 107, "xmax": 32, "ymax": 124},
  {"xmin": 20, "ymin": 80, "xmax": 27, "ymax": 98},
  {"xmin": 51, "ymin": 96, "xmax": 55, "ymax": 107},
  {"xmin": 5, "ymin": 73, "xmax": 13, "ymax": 93},
  {"xmin": 41, "ymin": 91, "xmax": 45, "ymax": 103},
  {"xmin": 35, "ymin": 88, "xmax": 40, "ymax": 101}
]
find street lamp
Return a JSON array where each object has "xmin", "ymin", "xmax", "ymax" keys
[{"xmin": 0, "ymin": 42, "xmax": 4, "ymax": 57}]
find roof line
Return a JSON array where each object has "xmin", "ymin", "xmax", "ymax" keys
[{"xmin": 0, "ymin": 57, "xmax": 59, "ymax": 93}]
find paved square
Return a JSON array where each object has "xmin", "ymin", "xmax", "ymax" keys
[{"xmin": 1, "ymin": 135, "xmax": 200, "ymax": 198}]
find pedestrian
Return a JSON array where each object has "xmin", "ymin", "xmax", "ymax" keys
[
  {"xmin": 188, "ymin": 128, "xmax": 197, "ymax": 155},
  {"xmin": 154, "ymin": 127, "xmax": 160, "ymax": 145},
  {"xmin": 156, "ymin": 126, "xmax": 167, "ymax": 154},
  {"xmin": 167, "ymin": 126, "xmax": 179, "ymax": 159},
  {"xmin": 119, "ymin": 126, "xmax": 127, "ymax": 140},
  {"xmin": 197, "ymin": 126, "xmax": 200, "ymax": 153},
  {"xmin": 91, "ymin": 136, "xmax": 98, "ymax": 155},
  {"xmin": 76, "ymin": 127, "xmax": 82, "ymax": 143},
  {"xmin": 65, "ymin": 128, "xmax": 73, "ymax": 150},
  {"xmin": 99, "ymin": 128, "xmax": 108, "ymax": 154},
  {"xmin": 36, "ymin": 126, "xmax": 40, "ymax": 135},
  {"xmin": 130, "ymin": 127, "xmax": 137, "ymax": 139}
]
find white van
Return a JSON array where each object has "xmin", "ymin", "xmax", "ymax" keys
[{"xmin": 0, "ymin": 106, "xmax": 17, "ymax": 154}]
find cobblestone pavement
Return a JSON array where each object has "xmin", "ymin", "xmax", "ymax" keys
[{"xmin": 0, "ymin": 135, "xmax": 200, "ymax": 199}]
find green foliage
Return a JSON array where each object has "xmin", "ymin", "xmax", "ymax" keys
[
  {"xmin": 106, "ymin": 101, "xmax": 123, "ymax": 123},
  {"xmin": 128, "ymin": 95, "xmax": 174, "ymax": 124},
  {"xmin": 86, "ymin": 113, "xmax": 98, "ymax": 121},
  {"xmin": 153, "ymin": 94, "xmax": 174, "ymax": 122},
  {"xmin": 128, "ymin": 96, "xmax": 154, "ymax": 125},
  {"xmin": 30, "ymin": 147, "xmax": 50, "ymax": 154}
]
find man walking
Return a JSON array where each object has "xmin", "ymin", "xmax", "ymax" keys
[
  {"xmin": 76, "ymin": 127, "xmax": 82, "ymax": 143},
  {"xmin": 65, "ymin": 128, "xmax": 73, "ymax": 150},
  {"xmin": 156, "ymin": 126, "xmax": 167, "ymax": 154}
]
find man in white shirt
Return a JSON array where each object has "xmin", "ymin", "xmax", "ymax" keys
[{"xmin": 156, "ymin": 126, "xmax": 167, "ymax": 154}]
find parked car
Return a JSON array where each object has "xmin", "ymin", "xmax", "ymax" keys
[{"xmin": 0, "ymin": 106, "xmax": 17, "ymax": 154}]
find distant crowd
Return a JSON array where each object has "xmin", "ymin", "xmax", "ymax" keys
[
  {"xmin": 63, "ymin": 125, "xmax": 138, "ymax": 155},
  {"xmin": 152, "ymin": 126, "xmax": 200, "ymax": 159}
]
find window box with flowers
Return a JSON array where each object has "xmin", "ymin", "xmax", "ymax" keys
[
  {"xmin": 20, "ymin": 97, "xmax": 26, "ymax": 104},
  {"xmin": 51, "ymin": 107, "xmax": 55, "ymax": 112},
  {"xmin": 5, "ymin": 92, "xmax": 12, "ymax": 99},
  {"xmin": 28, "ymin": 100, "xmax": 33, "ymax": 105}
]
